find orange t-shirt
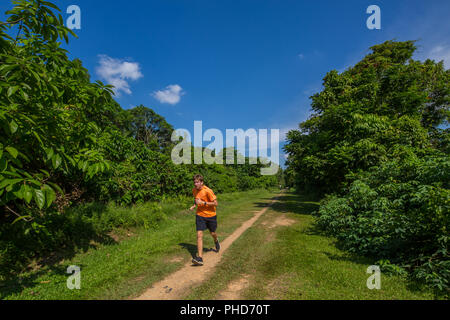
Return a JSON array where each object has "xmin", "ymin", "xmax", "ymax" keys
[{"xmin": 192, "ymin": 185, "xmax": 217, "ymax": 218}]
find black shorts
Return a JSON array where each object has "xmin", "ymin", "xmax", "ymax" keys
[{"xmin": 196, "ymin": 215, "xmax": 218, "ymax": 232}]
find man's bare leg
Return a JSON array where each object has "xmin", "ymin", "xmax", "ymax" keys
[
  {"xmin": 210, "ymin": 231, "xmax": 220, "ymax": 252},
  {"xmin": 197, "ymin": 230, "xmax": 203, "ymax": 258}
]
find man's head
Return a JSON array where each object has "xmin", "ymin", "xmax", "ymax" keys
[{"xmin": 193, "ymin": 174, "xmax": 204, "ymax": 190}]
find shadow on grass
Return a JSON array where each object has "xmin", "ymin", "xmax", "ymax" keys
[
  {"xmin": 178, "ymin": 243, "xmax": 197, "ymax": 258},
  {"xmin": 178, "ymin": 243, "xmax": 215, "ymax": 258},
  {"xmin": 262, "ymin": 191, "xmax": 445, "ymax": 299},
  {"xmin": 303, "ymin": 221, "xmax": 332, "ymax": 237},
  {"xmin": 325, "ymin": 251, "xmax": 445, "ymax": 299},
  {"xmin": 404, "ymin": 279, "xmax": 446, "ymax": 300},
  {"xmin": 251, "ymin": 201, "xmax": 276, "ymax": 208},
  {"xmin": 323, "ymin": 252, "xmax": 374, "ymax": 266},
  {"xmin": 0, "ymin": 202, "xmax": 119, "ymax": 298},
  {"xmin": 269, "ymin": 192, "xmax": 320, "ymax": 216},
  {"xmin": 0, "ymin": 263, "xmax": 86, "ymax": 299}
]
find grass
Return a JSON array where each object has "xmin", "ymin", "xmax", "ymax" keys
[
  {"xmin": 1, "ymin": 190, "xmax": 439, "ymax": 300},
  {"xmin": 184, "ymin": 192, "xmax": 437, "ymax": 300},
  {"xmin": 0, "ymin": 188, "xmax": 278, "ymax": 300}
]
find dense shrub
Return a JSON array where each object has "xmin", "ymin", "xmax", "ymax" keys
[
  {"xmin": 285, "ymin": 40, "xmax": 449, "ymax": 294},
  {"xmin": 0, "ymin": 196, "xmax": 191, "ymax": 276},
  {"xmin": 315, "ymin": 151, "xmax": 449, "ymax": 293}
]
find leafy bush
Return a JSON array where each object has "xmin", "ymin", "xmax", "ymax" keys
[
  {"xmin": 0, "ymin": 0, "xmax": 282, "ymax": 278},
  {"xmin": 0, "ymin": 195, "xmax": 192, "ymax": 277},
  {"xmin": 284, "ymin": 40, "xmax": 449, "ymax": 295},
  {"xmin": 315, "ymin": 152, "xmax": 449, "ymax": 293}
]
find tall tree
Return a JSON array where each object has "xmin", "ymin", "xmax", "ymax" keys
[
  {"xmin": 0, "ymin": 0, "xmax": 112, "ymax": 217},
  {"xmin": 125, "ymin": 105, "xmax": 174, "ymax": 153},
  {"xmin": 284, "ymin": 40, "xmax": 449, "ymax": 195}
]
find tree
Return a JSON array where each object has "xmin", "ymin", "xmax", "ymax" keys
[
  {"xmin": 284, "ymin": 40, "xmax": 450, "ymax": 294},
  {"xmin": 284, "ymin": 40, "xmax": 449, "ymax": 195},
  {"xmin": 0, "ymin": 0, "xmax": 112, "ymax": 219},
  {"xmin": 124, "ymin": 105, "xmax": 175, "ymax": 153}
]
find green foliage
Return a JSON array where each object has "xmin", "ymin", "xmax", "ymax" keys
[
  {"xmin": 315, "ymin": 152, "xmax": 449, "ymax": 293},
  {"xmin": 0, "ymin": 0, "xmax": 281, "ymax": 278},
  {"xmin": 0, "ymin": 197, "xmax": 187, "ymax": 277},
  {"xmin": 0, "ymin": 0, "xmax": 279, "ymax": 217},
  {"xmin": 1, "ymin": 0, "xmax": 111, "ymax": 221},
  {"xmin": 123, "ymin": 105, "xmax": 175, "ymax": 154},
  {"xmin": 284, "ymin": 40, "xmax": 449, "ymax": 194},
  {"xmin": 285, "ymin": 40, "xmax": 449, "ymax": 294}
]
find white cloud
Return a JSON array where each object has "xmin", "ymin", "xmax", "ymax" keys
[
  {"xmin": 96, "ymin": 55, "xmax": 143, "ymax": 95},
  {"xmin": 152, "ymin": 84, "xmax": 185, "ymax": 105},
  {"xmin": 427, "ymin": 44, "xmax": 450, "ymax": 69}
]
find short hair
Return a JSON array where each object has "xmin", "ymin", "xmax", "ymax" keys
[{"xmin": 193, "ymin": 174, "xmax": 204, "ymax": 182}]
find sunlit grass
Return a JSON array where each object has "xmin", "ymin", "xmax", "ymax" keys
[
  {"xmin": 0, "ymin": 189, "xmax": 278, "ymax": 300},
  {"xmin": 185, "ymin": 192, "xmax": 437, "ymax": 300}
]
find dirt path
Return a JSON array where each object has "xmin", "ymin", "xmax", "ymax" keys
[{"xmin": 134, "ymin": 195, "xmax": 280, "ymax": 300}]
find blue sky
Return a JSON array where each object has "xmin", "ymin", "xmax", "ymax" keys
[{"xmin": 1, "ymin": 0, "xmax": 450, "ymax": 168}]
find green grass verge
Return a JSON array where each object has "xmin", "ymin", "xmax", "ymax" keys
[
  {"xmin": 0, "ymin": 188, "xmax": 278, "ymax": 300},
  {"xmin": 184, "ymin": 192, "xmax": 437, "ymax": 300}
]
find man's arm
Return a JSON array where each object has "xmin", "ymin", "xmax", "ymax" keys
[
  {"xmin": 190, "ymin": 198, "xmax": 197, "ymax": 211},
  {"xmin": 198, "ymin": 199, "xmax": 218, "ymax": 207}
]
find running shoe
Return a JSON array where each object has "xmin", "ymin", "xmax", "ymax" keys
[{"xmin": 192, "ymin": 256, "xmax": 204, "ymax": 266}]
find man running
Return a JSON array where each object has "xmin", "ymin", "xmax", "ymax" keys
[{"xmin": 189, "ymin": 174, "xmax": 220, "ymax": 266}]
